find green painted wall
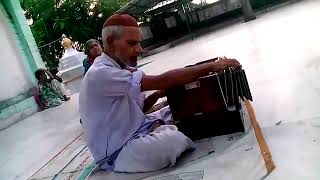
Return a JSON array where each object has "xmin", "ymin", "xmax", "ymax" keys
[
  {"xmin": 0, "ymin": 0, "xmax": 45, "ymax": 129},
  {"xmin": 0, "ymin": 97, "xmax": 36, "ymax": 120}
]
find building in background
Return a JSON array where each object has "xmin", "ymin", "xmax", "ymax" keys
[
  {"xmin": 118, "ymin": 0, "xmax": 256, "ymax": 47},
  {"xmin": 118, "ymin": 0, "xmax": 288, "ymax": 50},
  {"xmin": 0, "ymin": 0, "xmax": 45, "ymax": 130}
]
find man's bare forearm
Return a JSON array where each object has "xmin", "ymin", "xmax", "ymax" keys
[
  {"xmin": 141, "ymin": 59, "xmax": 241, "ymax": 91},
  {"xmin": 141, "ymin": 63, "xmax": 214, "ymax": 91}
]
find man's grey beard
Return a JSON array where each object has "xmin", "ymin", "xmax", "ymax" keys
[{"xmin": 121, "ymin": 59, "xmax": 137, "ymax": 68}]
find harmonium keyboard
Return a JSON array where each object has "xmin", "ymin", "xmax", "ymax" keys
[{"xmin": 166, "ymin": 58, "xmax": 253, "ymax": 140}]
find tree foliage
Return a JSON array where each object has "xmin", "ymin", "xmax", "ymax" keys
[{"xmin": 21, "ymin": 0, "xmax": 127, "ymax": 70}]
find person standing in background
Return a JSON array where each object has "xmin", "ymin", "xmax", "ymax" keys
[{"xmin": 83, "ymin": 39, "xmax": 103, "ymax": 74}]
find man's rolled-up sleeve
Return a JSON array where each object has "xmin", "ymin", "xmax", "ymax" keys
[
  {"xmin": 129, "ymin": 70, "xmax": 144, "ymax": 97},
  {"xmin": 90, "ymin": 66, "xmax": 144, "ymax": 97},
  {"xmin": 89, "ymin": 66, "xmax": 132, "ymax": 96}
]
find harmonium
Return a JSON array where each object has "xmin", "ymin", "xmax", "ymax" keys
[{"xmin": 166, "ymin": 58, "xmax": 253, "ymax": 140}]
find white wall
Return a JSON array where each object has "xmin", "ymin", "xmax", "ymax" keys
[{"xmin": 0, "ymin": 14, "xmax": 33, "ymax": 100}]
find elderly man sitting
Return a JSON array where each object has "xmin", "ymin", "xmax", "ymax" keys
[{"xmin": 79, "ymin": 14, "xmax": 241, "ymax": 173}]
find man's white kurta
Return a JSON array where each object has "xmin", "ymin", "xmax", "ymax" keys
[{"xmin": 79, "ymin": 53, "xmax": 194, "ymax": 172}]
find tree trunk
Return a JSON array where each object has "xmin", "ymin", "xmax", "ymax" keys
[{"xmin": 240, "ymin": 0, "xmax": 256, "ymax": 22}]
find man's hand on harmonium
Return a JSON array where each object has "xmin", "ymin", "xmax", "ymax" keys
[
  {"xmin": 194, "ymin": 57, "xmax": 219, "ymax": 65},
  {"xmin": 155, "ymin": 90, "xmax": 166, "ymax": 98},
  {"xmin": 211, "ymin": 57, "xmax": 242, "ymax": 73}
]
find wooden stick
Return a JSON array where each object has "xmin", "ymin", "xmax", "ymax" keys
[{"xmin": 245, "ymin": 100, "xmax": 276, "ymax": 173}]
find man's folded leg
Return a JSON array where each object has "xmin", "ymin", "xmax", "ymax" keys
[{"xmin": 114, "ymin": 125, "xmax": 194, "ymax": 173}]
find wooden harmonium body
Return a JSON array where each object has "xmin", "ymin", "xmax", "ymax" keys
[{"xmin": 166, "ymin": 59, "xmax": 253, "ymax": 140}]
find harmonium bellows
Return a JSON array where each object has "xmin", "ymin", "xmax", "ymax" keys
[{"xmin": 166, "ymin": 59, "xmax": 253, "ymax": 140}]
